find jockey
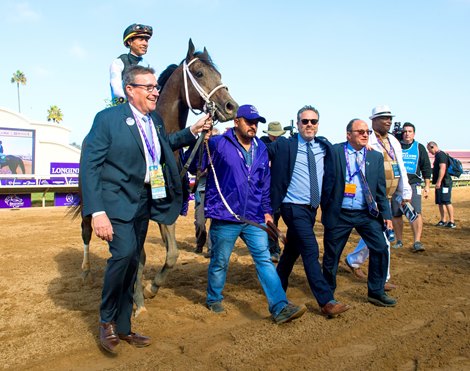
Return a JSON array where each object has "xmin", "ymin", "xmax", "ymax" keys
[{"xmin": 109, "ymin": 23, "xmax": 153, "ymax": 104}]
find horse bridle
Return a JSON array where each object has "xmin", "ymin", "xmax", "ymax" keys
[
  {"xmin": 183, "ymin": 58, "xmax": 227, "ymax": 118},
  {"xmin": 179, "ymin": 57, "xmax": 225, "ymax": 178}
]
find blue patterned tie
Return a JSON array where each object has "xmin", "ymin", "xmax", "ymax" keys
[
  {"xmin": 142, "ymin": 115, "xmax": 153, "ymax": 144},
  {"xmin": 307, "ymin": 142, "xmax": 320, "ymax": 208}
]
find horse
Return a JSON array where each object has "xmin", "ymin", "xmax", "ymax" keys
[
  {"xmin": 78, "ymin": 39, "xmax": 238, "ymax": 317},
  {"xmin": 0, "ymin": 155, "xmax": 25, "ymax": 174}
]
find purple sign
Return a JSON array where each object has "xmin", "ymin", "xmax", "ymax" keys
[
  {"xmin": 54, "ymin": 192, "xmax": 80, "ymax": 207},
  {"xmin": 37, "ymin": 177, "xmax": 78, "ymax": 185},
  {"xmin": 0, "ymin": 194, "xmax": 32, "ymax": 208},
  {"xmin": 50, "ymin": 162, "xmax": 80, "ymax": 175},
  {"xmin": 1, "ymin": 178, "xmax": 36, "ymax": 186}
]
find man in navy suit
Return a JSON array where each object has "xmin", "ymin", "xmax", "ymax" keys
[
  {"xmin": 81, "ymin": 65, "xmax": 211, "ymax": 354},
  {"xmin": 268, "ymin": 105, "xmax": 350, "ymax": 317},
  {"xmin": 322, "ymin": 119, "xmax": 397, "ymax": 307}
]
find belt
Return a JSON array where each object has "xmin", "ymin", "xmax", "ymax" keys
[{"xmin": 284, "ymin": 203, "xmax": 317, "ymax": 211}]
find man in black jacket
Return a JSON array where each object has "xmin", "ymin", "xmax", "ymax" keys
[
  {"xmin": 322, "ymin": 119, "xmax": 396, "ymax": 307},
  {"xmin": 268, "ymin": 105, "xmax": 350, "ymax": 317}
]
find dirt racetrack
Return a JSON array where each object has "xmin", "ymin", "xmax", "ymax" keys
[{"xmin": 1, "ymin": 187, "xmax": 469, "ymax": 370}]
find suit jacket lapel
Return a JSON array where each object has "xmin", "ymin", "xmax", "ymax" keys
[
  {"xmin": 339, "ymin": 143, "xmax": 347, "ymax": 185},
  {"xmin": 123, "ymin": 103, "xmax": 145, "ymax": 158}
]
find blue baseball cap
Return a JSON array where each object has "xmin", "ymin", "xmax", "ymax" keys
[{"xmin": 236, "ymin": 104, "xmax": 266, "ymax": 123}]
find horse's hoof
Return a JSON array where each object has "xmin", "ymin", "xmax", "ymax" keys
[
  {"xmin": 134, "ymin": 306, "xmax": 148, "ymax": 318},
  {"xmin": 143, "ymin": 284, "xmax": 157, "ymax": 299},
  {"xmin": 81, "ymin": 270, "xmax": 93, "ymax": 284}
]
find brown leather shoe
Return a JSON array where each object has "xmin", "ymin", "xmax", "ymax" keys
[
  {"xmin": 344, "ymin": 258, "xmax": 367, "ymax": 280},
  {"xmin": 321, "ymin": 301, "xmax": 351, "ymax": 317},
  {"xmin": 99, "ymin": 322, "xmax": 120, "ymax": 354},
  {"xmin": 119, "ymin": 332, "xmax": 151, "ymax": 348},
  {"xmin": 384, "ymin": 282, "xmax": 397, "ymax": 291}
]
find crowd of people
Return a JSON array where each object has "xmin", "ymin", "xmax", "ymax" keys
[{"xmin": 80, "ymin": 23, "xmax": 458, "ymax": 355}]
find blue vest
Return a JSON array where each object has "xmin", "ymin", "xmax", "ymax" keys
[{"xmin": 402, "ymin": 141, "xmax": 419, "ymax": 175}]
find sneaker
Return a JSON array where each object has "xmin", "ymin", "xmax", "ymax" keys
[
  {"xmin": 435, "ymin": 221, "xmax": 446, "ymax": 227},
  {"xmin": 270, "ymin": 252, "xmax": 280, "ymax": 263},
  {"xmin": 412, "ymin": 241, "xmax": 425, "ymax": 252},
  {"xmin": 445, "ymin": 222, "xmax": 456, "ymax": 229},
  {"xmin": 392, "ymin": 240, "xmax": 403, "ymax": 249},
  {"xmin": 207, "ymin": 302, "xmax": 224, "ymax": 313},
  {"xmin": 273, "ymin": 303, "xmax": 307, "ymax": 324}
]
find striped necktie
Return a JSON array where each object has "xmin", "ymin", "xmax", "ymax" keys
[{"xmin": 307, "ymin": 142, "xmax": 320, "ymax": 208}]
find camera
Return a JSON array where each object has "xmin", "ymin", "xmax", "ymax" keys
[
  {"xmin": 392, "ymin": 122, "xmax": 403, "ymax": 141},
  {"xmin": 283, "ymin": 120, "xmax": 295, "ymax": 137}
]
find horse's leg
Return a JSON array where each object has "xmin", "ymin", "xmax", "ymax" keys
[
  {"xmin": 133, "ymin": 247, "xmax": 148, "ymax": 317},
  {"xmin": 144, "ymin": 223, "xmax": 179, "ymax": 299},
  {"xmin": 81, "ymin": 216, "xmax": 93, "ymax": 283}
]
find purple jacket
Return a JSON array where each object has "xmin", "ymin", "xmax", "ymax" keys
[{"xmin": 204, "ymin": 129, "xmax": 272, "ymax": 223}]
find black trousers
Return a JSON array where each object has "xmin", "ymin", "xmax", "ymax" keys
[
  {"xmin": 100, "ymin": 185, "xmax": 151, "ymax": 334},
  {"xmin": 277, "ymin": 203, "xmax": 334, "ymax": 306},
  {"xmin": 323, "ymin": 208, "xmax": 388, "ymax": 296}
]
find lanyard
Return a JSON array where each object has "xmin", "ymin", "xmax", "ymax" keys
[
  {"xmin": 376, "ymin": 135, "xmax": 396, "ymax": 160},
  {"xmin": 344, "ymin": 144, "xmax": 366, "ymax": 182},
  {"xmin": 134, "ymin": 113, "xmax": 156, "ymax": 164},
  {"xmin": 236, "ymin": 142, "xmax": 255, "ymax": 173}
]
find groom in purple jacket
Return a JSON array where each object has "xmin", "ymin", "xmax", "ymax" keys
[{"xmin": 203, "ymin": 104, "xmax": 306, "ymax": 324}]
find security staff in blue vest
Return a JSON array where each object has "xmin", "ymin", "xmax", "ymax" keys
[
  {"xmin": 390, "ymin": 123, "xmax": 431, "ymax": 252},
  {"xmin": 110, "ymin": 24, "xmax": 153, "ymax": 103}
]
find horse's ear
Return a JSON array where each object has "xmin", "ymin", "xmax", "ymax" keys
[
  {"xmin": 186, "ymin": 39, "xmax": 195, "ymax": 61},
  {"xmin": 202, "ymin": 46, "xmax": 209, "ymax": 58}
]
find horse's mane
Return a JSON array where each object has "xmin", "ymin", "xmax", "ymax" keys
[{"xmin": 157, "ymin": 51, "xmax": 219, "ymax": 92}]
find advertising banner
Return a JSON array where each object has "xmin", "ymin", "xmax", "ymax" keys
[
  {"xmin": 0, "ymin": 194, "xmax": 32, "ymax": 208},
  {"xmin": 50, "ymin": 162, "xmax": 79, "ymax": 175},
  {"xmin": 0, "ymin": 127, "xmax": 35, "ymax": 175},
  {"xmin": 54, "ymin": 192, "xmax": 80, "ymax": 207}
]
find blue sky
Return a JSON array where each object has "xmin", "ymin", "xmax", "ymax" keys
[{"xmin": 1, "ymin": 0, "xmax": 469, "ymax": 149}]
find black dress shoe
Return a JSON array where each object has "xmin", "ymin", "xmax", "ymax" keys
[
  {"xmin": 99, "ymin": 322, "xmax": 120, "ymax": 354},
  {"xmin": 119, "ymin": 332, "xmax": 151, "ymax": 347},
  {"xmin": 368, "ymin": 293, "xmax": 397, "ymax": 307}
]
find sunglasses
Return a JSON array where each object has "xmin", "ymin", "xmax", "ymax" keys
[
  {"xmin": 350, "ymin": 129, "xmax": 373, "ymax": 136},
  {"xmin": 243, "ymin": 118, "xmax": 259, "ymax": 126},
  {"xmin": 300, "ymin": 119, "xmax": 319, "ymax": 125},
  {"xmin": 130, "ymin": 84, "xmax": 161, "ymax": 93}
]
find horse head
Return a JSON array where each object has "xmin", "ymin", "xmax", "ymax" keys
[{"xmin": 156, "ymin": 39, "xmax": 238, "ymax": 133}]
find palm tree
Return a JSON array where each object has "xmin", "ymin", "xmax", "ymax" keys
[
  {"xmin": 11, "ymin": 70, "xmax": 27, "ymax": 113},
  {"xmin": 47, "ymin": 105, "xmax": 64, "ymax": 124}
]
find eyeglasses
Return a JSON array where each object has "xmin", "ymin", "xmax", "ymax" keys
[
  {"xmin": 300, "ymin": 119, "xmax": 319, "ymax": 125},
  {"xmin": 130, "ymin": 84, "xmax": 160, "ymax": 93},
  {"xmin": 350, "ymin": 129, "xmax": 372, "ymax": 136}
]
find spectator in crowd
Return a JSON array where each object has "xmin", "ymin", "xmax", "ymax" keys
[
  {"xmin": 427, "ymin": 141, "xmax": 456, "ymax": 228},
  {"xmin": 267, "ymin": 105, "xmax": 350, "ymax": 317},
  {"xmin": 81, "ymin": 65, "xmax": 211, "ymax": 354},
  {"xmin": 322, "ymin": 119, "xmax": 396, "ymax": 307},
  {"xmin": 260, "ymin": 121, "xmax": 286, "ymax": 262},
  {"xmin": 391, "ymin": 123, "xmax": 432, "ymax": 251},
  {"xmin": 110, "ymin": 23, "xmax": 153, "ymax": 103},
  {"xmin": 204, "ymin": 104, "xmax": 307, "ymax": 324}
]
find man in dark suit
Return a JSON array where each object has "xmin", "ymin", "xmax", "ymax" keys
[
  {"xmin": 268, "ymin": 105, "xmax": 350, "ymax": 317},
  {"xmin": 322, "ymin": 119, "xmax": 397, "ymax": 307},
  {"xmin": 81, "ymin": 65, "xmax": 211, "ymax": 354}
]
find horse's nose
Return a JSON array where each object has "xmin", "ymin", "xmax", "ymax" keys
[{"xmin": 224, "ymin": 101, "xmax": 238, "ymax": 117}]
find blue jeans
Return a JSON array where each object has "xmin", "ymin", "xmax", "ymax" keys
[{"xmin": 206, "ymin": 219, "xmax": 288, "ymax": 317}]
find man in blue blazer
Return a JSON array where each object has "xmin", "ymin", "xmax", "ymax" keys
[
  {"xmin": 268, "ymin": 105, "xmax": 350, "ymax": 317},
  {"xmin": 81, "ymin": 65, "xmax": 211, "ymax": 354},
  {"xmin": 322, "ymin": 119, "xmax": 397, "ymax": 307}
]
